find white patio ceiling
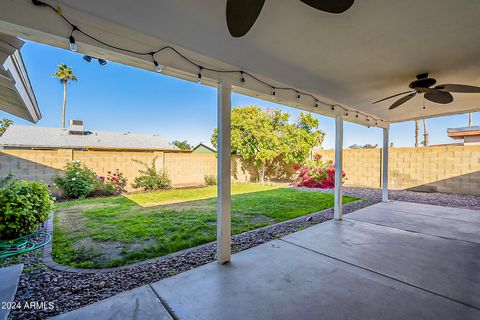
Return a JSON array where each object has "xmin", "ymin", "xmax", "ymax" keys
[{"xmin": 1, "ymin": 0, "xmax": 479, "ymax": 127}]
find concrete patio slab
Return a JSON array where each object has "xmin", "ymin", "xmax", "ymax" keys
[
  {"xmin": 50, "ymin": 285, "xmax": 172, "ymax": 320},
  {"xmin": 372, "ymin": 201, "xmax": 480, "ymax": 223},
  {"xmin": 0, "ymin": 264, "xmax": 23, "ymax": 320},
  {"xmin": 346, "ymin": 204, "xmax": 480, "ymax": 243},
  {"xmin": 151, "ymin": 239, "xmax": 479, "ymax": 320},
  {"xmin": 283, "ymin": 218, "xmax": 480, "ymax": 309}
]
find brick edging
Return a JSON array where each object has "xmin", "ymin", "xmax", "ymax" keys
[
  {"xmin": 42, "ymin": 198, "xmax": 368, "ymax": 274},
  {"xmin": 41, "ymin": 213, "xmax": 204, "ymax": 274}
]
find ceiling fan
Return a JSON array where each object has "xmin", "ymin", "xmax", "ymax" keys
[
  {"xmin": 226, "ymin": 0, "xmax": 355, "ymax": 38},
  {"xmin": 373, "ymin": 73, "xmax": 480, "ymax": 110}
]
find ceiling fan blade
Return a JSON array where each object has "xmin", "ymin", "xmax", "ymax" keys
[
  {"xmin": 226, "ymin": 0, "xmax": 265, "ymax": 37},
  {"xmin": 424, "ymin": 90, "xmax": 453, "ymax": 104},
  {"xmin": 435, "ymin": 84, "xmax": 480, "ymax": 93},
  {"xmin": 299, "ymin": 0, "xmax": 355, "ymax": 14},
  {"xmin": 373, "ymin": 91, "xmax": 414, "ymax": 104},
  {"xmin": 389, "ymin": 92, "xmax": 416, "ymax": 110}
]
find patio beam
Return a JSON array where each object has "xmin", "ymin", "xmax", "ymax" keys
[
  {"xmin": 382, "ymin": 125, "xmax": 389, "ymax": 202},
  {"xmin": 216, "ymin": 80, "xmax": 232, "ymax": 264},
  {"xmin": 334, "ymin": 115, "xmax": 344, "ymax": 220}
]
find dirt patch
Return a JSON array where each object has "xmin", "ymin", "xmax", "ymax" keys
[
  {"xmin": 129, "ymin": 239, "xmax": 157, "ymax": 251},
  {"xmin": 73, "ymin": 238, "xmax": 159, "ymax": 264},
  {"xmin": 148, "ymin": 200, "xmax": 213, "ymax": 213},
  {"xmin": 73, "ymin": 238, "xmax": 124, "ymax": 261},
  {"xmin": 234, "ymin": 212, "xmax": 276, "ymax": 225}
]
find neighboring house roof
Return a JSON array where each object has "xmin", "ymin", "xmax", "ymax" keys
[
  {"xmin": 192, "ymin": 143, "xmax": 216, "ymax": 154},
  {"xmin": 0, "ymin": 34, "xmax": 41, "ymax": 123},
  {"xmin": 447, "ymin": 126, "xmax": 480, "ymax": 139},
  {"xmin": 0, "ymin": 125, "xmax": 181, "ymax": 151}
]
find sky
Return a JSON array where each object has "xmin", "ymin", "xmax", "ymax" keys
[{"xmin": 3, "ymin": 41, "xmax": 478, "ymax": 149}]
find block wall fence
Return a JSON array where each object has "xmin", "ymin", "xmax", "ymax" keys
[
  {"xmin": 0, "ymin": 150, "xmax": 222, "ymax": 194},
  {"xmin": 0, "ymin": 145, "xmax": 479, "ymax": 196},
  {"xmin": 316, "ymin": 145, "xmax": 480, "ymax": 195}
]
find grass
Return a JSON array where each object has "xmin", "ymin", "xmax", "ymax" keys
[{"xmin": 53, "ymin": 183, "xmax": 358, "ymax": 268}]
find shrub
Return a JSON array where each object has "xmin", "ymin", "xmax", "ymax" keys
[
  {"xmin": 292, "ymin": 154, "xmax": 346, "ymax": 188},
  {"xmin": 204, "ymin": 174, "xmax": 217, "ymax": 186},
  {"xmin": 54, "ymin": 160, "xmax": 98, "ymax": 199},
  {"xmin": 131, "ymin": 157, "xmax": 171, "ymax": 191},
  {"xmin": 98, "ymin": 169, "xmax": 128, "ymax": 195},
  {"xmin": 0, "ymin": 175, "xmax": 54, "ymax": 239}
]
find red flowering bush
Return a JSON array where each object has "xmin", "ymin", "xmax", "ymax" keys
[
  {"xmin": 98, "ymin": 169, "xmax": 128, "ymax": 195},
  {"xmin": 292, "ymin": 154, "xmax": 346, "ymax": 188}
]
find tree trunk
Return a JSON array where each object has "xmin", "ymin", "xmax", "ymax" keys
[
  {"xmin": 415, "ymin": 120, "xmax": 420, "ymax": 147},
  {"xmin": 258, "ymin": 163, "xmax": 266, "ymax": 184},
  {"xmin": 422, "ymin": 118, "xmax": 429, "ymax": 147},
  {"xmin": 469, "ymin": 112, "xmax": 473, "ymax": 127},
  {"xmin": 62, "ymin": 80, "xmax": 67, "ymax": 129}
]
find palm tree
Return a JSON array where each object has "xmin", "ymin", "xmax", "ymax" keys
[
  {"xmin": 0, "ymin": 118, "xmax": 13, "ymax": 136},
  {"xmin": 422, "ymin": 118, "xmax": 429, "ymax": 146},
  {"xmin": 414, "ymin": 119, "xmax": 420, "ymax": 147},
  {"xmin": 53, "ymin": 64, "xmax": 77, "ymax": 128}
]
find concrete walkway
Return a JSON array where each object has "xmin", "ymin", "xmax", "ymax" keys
[
  {"xmin": 51, "ymin": 201, "xmax": 480, "ymax": 320},
  {"xmin": 0, "ymin": 264, "xmax": 23, "ymax": 320}
]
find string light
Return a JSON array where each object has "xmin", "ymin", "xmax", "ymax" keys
[
  {"xmin": 31, "ymin": 0, "xmax": 385, "ymax": 126},
  {"xmin": 68, "ymin": 35, "xmax": 77, "ymax": 52},
  {"xmin": 153, "ymin": 60, "xmax": 162, "ymax": 73},
  {"xmin": 197, "ymin": 67, "xmax": 203, "ymax": 84}
]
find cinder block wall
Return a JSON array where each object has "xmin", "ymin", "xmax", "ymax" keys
[
  {"xmin": 315, "ymin": 145, "xmax": 480, "ymax": 195},
  {"xmin": 0, "ymin": 150, "xmax": 252, "ymax": 193},
  {"xmin": 1, "ymin": 146, "xmax": 479, "ymax": 196}
]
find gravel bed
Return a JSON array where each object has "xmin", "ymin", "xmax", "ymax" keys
[
  {"xmin": 8, "ymin": 187, "xmax": 479, "ymax": 319},
  {"xmin": 296, "ymin": 186, "xmax": 480, "ymax": 210}
]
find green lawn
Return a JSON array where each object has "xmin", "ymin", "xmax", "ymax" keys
[{"xmin": 53, "ymin": 183, "xmax": 358, "ymax": 268}]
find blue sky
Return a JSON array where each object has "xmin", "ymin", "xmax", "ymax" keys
[{"xmin": 3, "ymin": 41, "xmax": 478, "ymax": 149}]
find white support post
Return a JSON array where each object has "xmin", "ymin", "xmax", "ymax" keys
[
  {"xmin": 334, "ymin": 115, "xmax": 344, "ymax": 220},
  {"xmin": 216, "ymin": 80, "xmax": 232, "ymax": 264},
  {"xmin": 382, "ymin": 125, "xmax": 389, "ymax": 202}
]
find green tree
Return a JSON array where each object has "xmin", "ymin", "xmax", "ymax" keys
[
  {"xmin": 171, "ymin": 140, "xmax": 192, "ymax": 150},
  {"xmin": 348, "ymin": 143, "xmax": 378, "ymax": 149},
  {"xmin": 53, "ymin": 64, "xmax": 77, "ymax": 129},
  {"xmin": 211, "ymin": 106, "xmax": 324, "ymax": 183},
  {"xmin": 0, "ymin": 118, "xmax": 13, "ymax": 136}
]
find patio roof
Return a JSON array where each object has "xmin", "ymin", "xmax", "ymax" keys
[
  {"xmin": 1, "ymin": 1, "xmax": 479, "ymax": 127},
  {"xmin": 0, "ymin": 0, "xmax": 477, "ymax": 266},
  {"xmin": 0, "ymin": 33, "xmax": 40, "ymax": 122}
]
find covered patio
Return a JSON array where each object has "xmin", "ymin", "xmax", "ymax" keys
[
  {"xmin": 51, "ymin": 200, "xmax": 480, "ymax": 319},
  {"xmin": 0, "ymin": 0, "xmax": 479, "ymax": 318}
]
